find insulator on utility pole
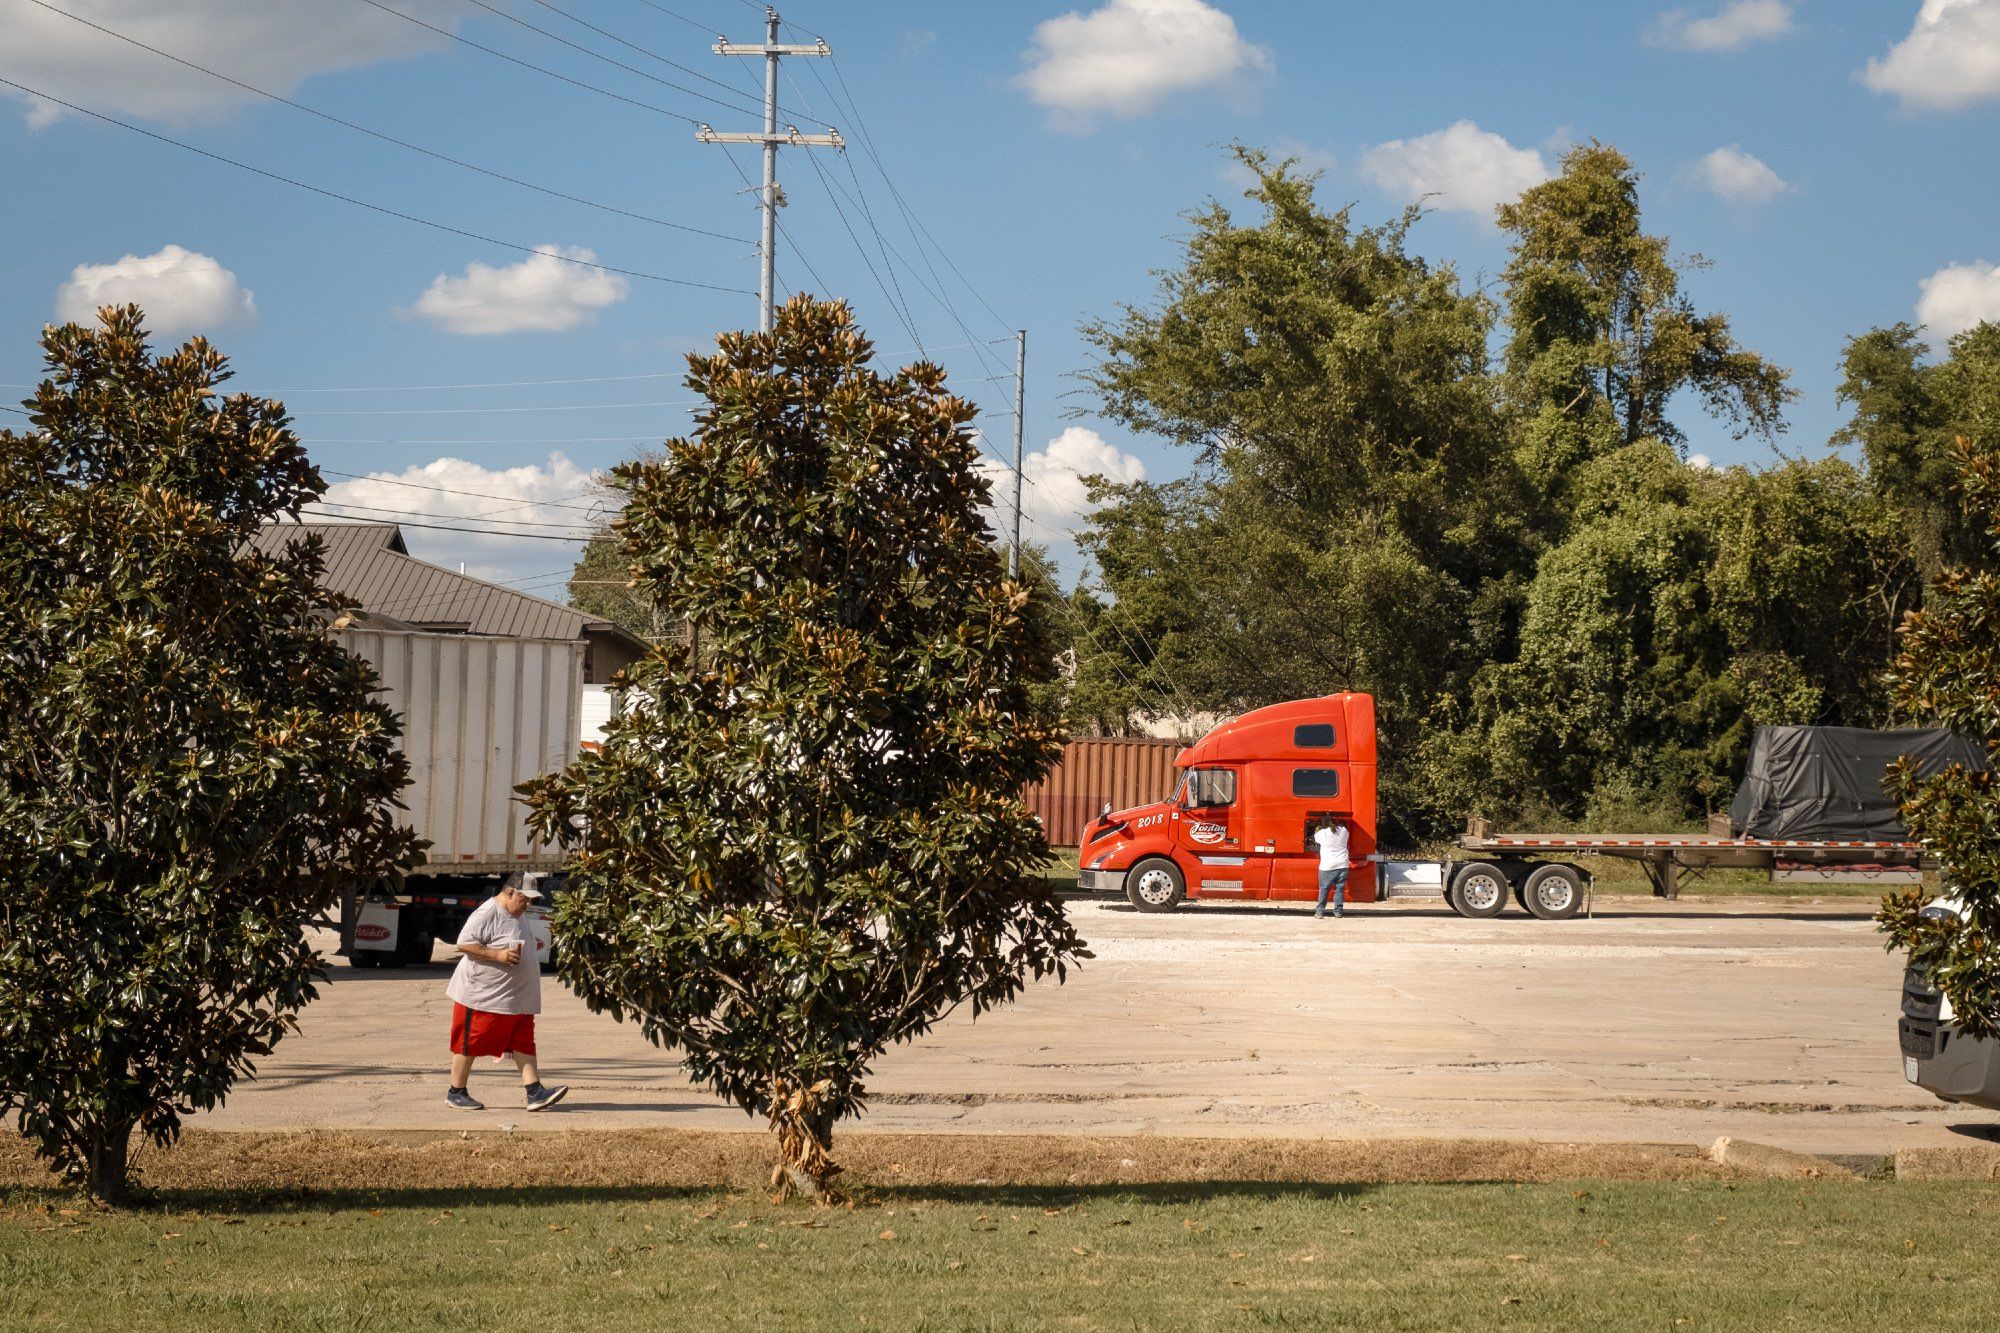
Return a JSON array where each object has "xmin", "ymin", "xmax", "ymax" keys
[{"xmin": 697, "ymin": 8, "xmax": 839, "ymax": 333}]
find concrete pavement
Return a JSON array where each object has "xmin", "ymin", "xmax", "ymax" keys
[{"xmin": 196, "ymin": 895, "xmax": 1993, "ymax": 1157}]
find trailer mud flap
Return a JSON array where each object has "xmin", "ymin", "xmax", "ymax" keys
[{"xmin": 354, "ymin": 900, "xmax": 400, "ymax": 953}]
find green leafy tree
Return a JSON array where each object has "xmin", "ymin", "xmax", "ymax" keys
[
  {"xmin": 1423, "ymin": 446, "xmax": 1907, "ymax": 830},
  {"xmin": 1836, "ymin": 322, "xmax": 2000, "ymax": 581},
  {"xmin": 566, "ymin": 448, "xmax": 688, "ymax": 646},
  {"xmin": 0, "ymin": 307, "xmax": 417, "ymax": 1202},
  {"xmin": 1074, "ymin": 149, "xmax": 1523, "ymax": 834},
  {"xmin": 567, "ymin": 529, "xmax": 684, "ymax": 645},
  {"xmin": 1498, "ymin": 143, "xmax": 1793, "ymax": 486},
  {"xmin": 522, "ymin": 298, "xmax": 1086, "ymax": 1199},
  {"xmin": 1877, "ymin": 438, "xmax": 2000, "ymax": 1037}
]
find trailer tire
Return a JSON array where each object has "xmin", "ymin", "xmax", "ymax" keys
[
  {"xmin": 348, "ymin": 947, "xmax": 383, "ymax": 970},
  {"xmin": 1125, "ymin": 858, "xmax": 1185, "ymax": 912},
  {"xmin": 1522, "ymin": 863, "xmax": 1584, "ymax": 921},
  {"xmin": 1449, "ymin": 862, "xmax": 1509, "ymax": 918}
]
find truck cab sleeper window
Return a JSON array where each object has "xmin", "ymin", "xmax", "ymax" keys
[
  {"xmin": 1292, "ymin": 768, "xmax": 1340, "ymax": 797},
  {"xmin": 1294, "ymin": 723, "xmax": 1337, "ymax": 748}
]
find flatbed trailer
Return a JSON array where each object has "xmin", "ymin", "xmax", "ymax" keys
[{"xmin": 1434, "ymin": 822, "xmax": 1928, "ymax": 919}]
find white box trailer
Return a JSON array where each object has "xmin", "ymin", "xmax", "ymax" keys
[{"xmin": 337, "ymin": 628, "xmax": 583, "ymax": 967}]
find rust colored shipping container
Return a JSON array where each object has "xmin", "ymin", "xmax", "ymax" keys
[{"xmin": 1023, "ymin": 737, "xmax": 1184, "ymax": 848}]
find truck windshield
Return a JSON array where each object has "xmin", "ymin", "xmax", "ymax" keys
[{"xmin": 1180, "ymin": 768, "xmax": 1236, "ymax": 809}]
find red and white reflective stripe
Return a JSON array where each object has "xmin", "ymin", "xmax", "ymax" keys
[{"xmin": 1476, "ymin": 837, "xmax": 1918, "ymax": 850}]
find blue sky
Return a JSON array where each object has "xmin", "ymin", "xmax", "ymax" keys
[{"xmin": 5, "ymin": 0, "xmax": 2000, "ymax": 590}]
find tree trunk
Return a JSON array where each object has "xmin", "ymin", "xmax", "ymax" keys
[
  {"xmin": 84, "ymin": 1119, "xmax": 135, "ymax": 1206},
  {"xmin": 768, "ymin": 1082, "xmax": 842, "ymax": 1203}
]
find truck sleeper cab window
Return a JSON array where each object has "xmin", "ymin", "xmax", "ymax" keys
[
  {"xmin": 1293, "ymin": 723, "xmax": 1336, "ymax": 748},
  {"xmin": 1180, "ymin": 768, "xmax": 1236, "ymax": 808},
  {"xmin": 1292, "ymin": 768, "xmax": 1340, "ymax": 797}
]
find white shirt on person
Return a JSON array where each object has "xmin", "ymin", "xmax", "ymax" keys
[
  {"xmin": 1314, "ymin": 824, "xmax": 1350, "ymax": 872},
  {"xmin": 444, "ymin": 897, "xmax": 541, "ymax": 1015}
]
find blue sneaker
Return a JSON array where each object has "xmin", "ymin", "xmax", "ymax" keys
[
  {"xmin": 525, "ymin": 1083, "xmax": 569, "ymax": 1112},
  {"xmin": 446, "ymin": 1086, "xmax": 484, "ymax": 1111}
]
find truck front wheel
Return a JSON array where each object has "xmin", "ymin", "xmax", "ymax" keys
[
  {"xmin": 1125, "ymin": 859, "xmax": 1185, "ymax": 913},
  {"xmin": 1449, "ymin": 862, "xmax": 1509, "ymax": 919},
  {"xmin": 1522, "ymin": 863, "xmax": 1585, "ymax": 920}
]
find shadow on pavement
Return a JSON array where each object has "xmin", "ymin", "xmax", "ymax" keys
[
  {"xmin": 18, "ymin": 1178, "xmax": 1383, "ymax": 1215},
  {"xmin": 1945, "ymin": 1122, "xmax": 2000, "ymax": 1142}
]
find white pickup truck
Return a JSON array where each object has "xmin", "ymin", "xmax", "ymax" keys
[{"xmin": 1898, "ymin": 898, "xmax": 2000, "ymax": 1109}]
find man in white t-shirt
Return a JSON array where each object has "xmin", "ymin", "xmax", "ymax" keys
[
  {"xmin": 1313, "ymin": 818, "xmax": 1350, "ymax": 919},
  {"xmin": 443, "ymin": 876, "xmax": 567, "ymax": 1112}
]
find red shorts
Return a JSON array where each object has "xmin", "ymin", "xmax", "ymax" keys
[{"xmin": 449, "ymin": 1003, "xmax": 536, "ymax": 1057}]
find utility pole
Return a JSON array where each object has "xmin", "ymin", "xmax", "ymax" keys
[
  {"xmin": 696, "ymin": 10, "xmax": 840, "ymax": 332},
  {"xmin": 1010, "ymin": 329, "xmax": 1026, "ymax": 579}
]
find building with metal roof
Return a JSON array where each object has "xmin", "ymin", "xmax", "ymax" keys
[{"xmin": 252, "ymin": 522, "xmax": 645, "ymax": 684}]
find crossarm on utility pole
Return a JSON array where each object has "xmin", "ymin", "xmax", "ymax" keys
[{"xmin": 701, "ymin": 8, "xmax": 837, "ymax": 333}]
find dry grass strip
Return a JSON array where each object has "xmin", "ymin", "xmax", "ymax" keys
[{"xmin": 0, "ymin": 1128, "xmax": 1749, "ymax": 1194}]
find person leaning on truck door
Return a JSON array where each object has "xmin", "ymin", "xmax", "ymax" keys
[
  {"xmin": 1314, "ymin": 817, "xmax": 1350, "ymax": 919},
  {"xmin": 444, "ymin": 874, "xmax": 568, "ymax": 1112}
]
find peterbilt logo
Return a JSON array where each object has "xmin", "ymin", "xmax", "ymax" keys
[
  {"xmin": 1188, "ymin": 822, "xmax": 1227, "ymax": 845},
  {"xmin": 355, "ymin": 924, "xmax": 391, "ymax": 942}
]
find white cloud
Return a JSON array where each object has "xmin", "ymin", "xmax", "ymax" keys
[
  {"xmin": 0, "ymin": 0, "xmax": 463, "ymax": 128},
  {"xmin": 979, "ymin": 426, "xmax": 1146, "ymax": 542},
  {"xmin": 310, "ymin": 453, "xmax": 604, "ymax": 585},
  {"xmin": 1692, "ymin": 145, "xmax": 1790, "ymax": 202},
  {"xmin": 411, "ymin": 247, "xmax": 630, "ymax": 336},
  {"xmin": 1650, "ymin": 1, "xmax": 1794, "ymax": 51},
  {"xmin": 55, "ymin": 244, "xmax": 256, "ymax": 335},
  {"xmin": 1863, "ymin": 0, "xmax": 2000, "ymax": 110},
  {"xmin": 1359, "ymin": 121, "xmax": 1551, "ymax": 218},
  {"xmin": 1017, "ymin": 0, "xmax": 1272, "ymax": 121},
  {"xmin": 1917, "ymin": 261, "xmax": 2000, "ymax": 339},
  {"xmin": 1688, "ymin": 453, "xmax": 1716, "ymax": 470}
]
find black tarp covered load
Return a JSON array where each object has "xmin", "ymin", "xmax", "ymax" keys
[{"xmin": 1729, "ymin": 725, "xmax": 1989, "ymax": 841}]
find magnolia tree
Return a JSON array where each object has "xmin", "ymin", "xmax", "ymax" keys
[
  {"xmin": 524, "ymin": 297, "xmax": 1086, "ymax": 1199},
  {"xmin": 1878, "ymin": 437, "xmax": 2000, "ymax": 1035},
  {"xmin": 0, "ymin": 307, "xmax": 417, "ymax": 1201}
]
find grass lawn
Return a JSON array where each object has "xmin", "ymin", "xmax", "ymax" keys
[{"xmin": 7, "ymin": 1178, "xmax": 2000, "ymax": 1331}]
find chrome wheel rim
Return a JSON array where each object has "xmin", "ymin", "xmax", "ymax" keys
[
  {"xmin": 1459, "ymin": 873, "xmax": 1502, "ymax": 912},
  {"xmin": 1135, "ymin": 868, "xmax": 1176, "ymax": 905},
  {"xmin": 1534, "ymin": 877, "xmax": 1576, "ymax": 914}
]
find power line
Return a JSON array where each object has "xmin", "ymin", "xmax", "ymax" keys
[
  {"xmin": 819, "ymin": 54, "xmax": 1014, "ymax": 335},
  {"xmin": 521, "ymin": 0, "xmax": 810, "ymax": 118},
  {"xmin": 285, "ymin": 514, "xmax": 590, "ymax": 543},
  {"xmin": 300, "ymin": 399, "xmax": 702, "ymax": 416},
  {"xmin": 23, "ymin": 0, "xmax": 749, "ymax": 245},
  {"xmin": 311, "ymin": 500, "xmax": 595, "ymax": 532},
  {"xmin": 263, "ymin": 372, "xmax": 682, "ymax": 394},
  {"xmin": 319, "ymin": 469, "xmax": 609, "ymax": 513},
  {"xmin": 803, "ymin": 150, "xmax": 920, "ymax": 348},
  {"xmin": 454, "ymin": 0, "xmax": 773, "ymax": 119},
  {"xmin": 1, "ymin": 343, "xmax": 1007, "ymax": 398},
  {"xmin": 0, "ymin": 77, "xmax": 753, "ymax": 296},
  {"xmin": 353, "ymin": 0, "xmax": 711, "ymax": 126}
]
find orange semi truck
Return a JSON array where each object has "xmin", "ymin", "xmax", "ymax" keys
[{"xmin": 1074, "ymin": 694, "xmax": 1931, "ymax": 920}]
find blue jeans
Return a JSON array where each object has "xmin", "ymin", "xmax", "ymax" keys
[{"xmin": 1316, "ymin": 867, "xmax": 1348, "ymax": 915}]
